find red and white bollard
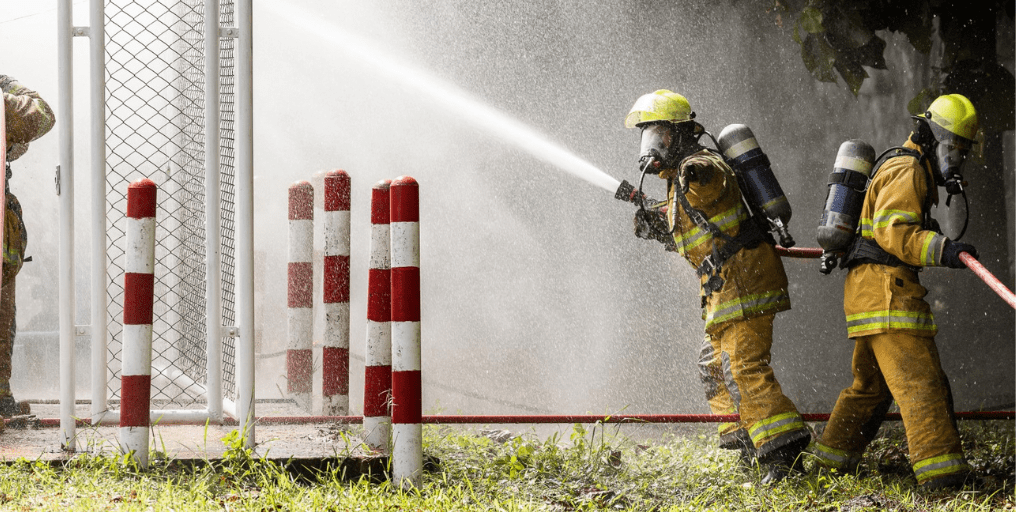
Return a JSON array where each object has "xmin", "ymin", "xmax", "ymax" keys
[
  {"xmin": 363, "ymin": 180, "xmax": 392, "ymax": 451},
  {"xmin": 120, "ymin": 179, "xmax": 157, "ymax": 467},
  {"xmin": 322, "ymin": 170, "xmax": 351, "ymax": 416},
  {"xmin": 390, "ymin": 176, "xmax": 422, "ymax": 489},
  {"xmin": 288, "ymin": 181, "xmax": 314, "ymax": 411}
]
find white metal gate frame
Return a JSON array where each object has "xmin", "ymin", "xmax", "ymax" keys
[{"xmin": 56, "ymin": 0, "xmax": 255, "ymax": 450}]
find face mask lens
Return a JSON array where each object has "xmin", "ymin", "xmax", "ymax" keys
[
  {"xmin": 936, "ymin": 143, "xmax": 968, "ymax": 181},
  {"xmin": 639, "ymin": 124, "xmax": 672, "ymax": 163}
]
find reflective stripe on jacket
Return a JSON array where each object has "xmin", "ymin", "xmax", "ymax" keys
[
  {"xmin": 844, "ymin": 137, "xmax": 946, "ymax": 338},
  {"xmin": 660, "ymin": 150, "xmax": 790, "ymax": 331}
]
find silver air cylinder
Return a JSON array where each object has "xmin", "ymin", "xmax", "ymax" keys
[
  {"xmin": 718, "ymin": 124, "xmax": 794, "ymax": 248},
  {"xmin": 817, "ymin": 139, "xmax": 875, "ymax": 274}
]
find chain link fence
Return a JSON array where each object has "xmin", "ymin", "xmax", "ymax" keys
[{"xmin": 104, "ymin": 0, "xmax": 236, "ymax": 407}]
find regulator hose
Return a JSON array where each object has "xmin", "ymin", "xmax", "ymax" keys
[{"xmin": 947, "ymin": 187, "xmax": 969, "ymax": 241}]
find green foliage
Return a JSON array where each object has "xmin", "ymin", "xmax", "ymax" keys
[
  {"xmin": 0, "ymin": 421, "xmax": 1011, "ymax": 510},
  {"xmin": 776, "ymin": 0, "xmax": 1015, "ymax": 126},
  {"xmin": 788, "ymin": 1, "xmax": 890, "ymax": 96}
]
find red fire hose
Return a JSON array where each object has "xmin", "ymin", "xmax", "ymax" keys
[
  {"xmin": 777, "ymin": 247, "xmax": 1016, "ymax": 310},
  {"xmin": 960, "ymin": 252, "xmax": 1016, "ymax": 309},
  {"xmin": 774, "ymin": 246, "xmax": 822, "ymax": 259}
]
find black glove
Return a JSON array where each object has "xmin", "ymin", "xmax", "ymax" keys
[
  {"xmin": 940, "ymin": 240, "xmax": 978, "ymax": 269},
  {"xmin": 633, "ymin": 209, "xmax": 675, "ymax": 251},
  {"xmin": 633, "ymin": 209, "xmax": 663, "ymax": 240}
]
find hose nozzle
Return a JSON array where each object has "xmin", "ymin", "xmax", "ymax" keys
[
  {"xmin": 614, "ymin": 179, "xmax": 638, "ymax": 204},
  {"xmin": 615, "ymin": 179, "xmax": 656, "ymax": 208}
]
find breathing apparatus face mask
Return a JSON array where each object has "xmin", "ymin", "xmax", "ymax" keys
[
  {"xmin": 638, "ymin": 123, "xmax": 691, "ymax": 174},
  {"xmin": 638, "ymin": 123, "xmax": 673, "ymax": 174},
  {"xmin": 933, "ymin": 137, "xmax": 972, "ymax": 195}
]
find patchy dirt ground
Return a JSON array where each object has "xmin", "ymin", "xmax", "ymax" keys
[{"xmin": 0, "ymin": 402, "xmax": 369, "ymax": 461}]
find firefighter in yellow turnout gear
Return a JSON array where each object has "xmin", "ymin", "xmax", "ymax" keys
[
  {"xmin": 625, "ymin": 90, "xmax": 808, "ymax": 485},
  {"xmin": 812, "ymin": 94, "xmax": 980, "ymax": 490},
  {"xmin": 0, "ymin": 76, "xmax": 55, "ymax": 420}
]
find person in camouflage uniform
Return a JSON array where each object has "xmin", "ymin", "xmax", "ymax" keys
[
  {"xmin": 624, "ymin": 90, "xmax": 809, "ymax": 485},
  {"xmin": 1, "ymin": 75, "xmax": 55, "ymax": 419}
]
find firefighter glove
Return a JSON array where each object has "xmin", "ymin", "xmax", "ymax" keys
[
  {"xmin": 634, "ymin": 208, "xmax": 673, "ymax": 248},
  {"xmin": 940, "ymin": 240, "xmax": 978, "ymax": 269}
]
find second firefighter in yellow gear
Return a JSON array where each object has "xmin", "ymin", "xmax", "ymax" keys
[
  {"xmin": 625, "ymin": 90, "xmax": 808, "ymax": 484},
  {"xmin": 811, "ymin": 94, "xmax": 980, "ymax": 491}
]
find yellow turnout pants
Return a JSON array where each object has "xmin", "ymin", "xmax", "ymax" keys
[
  {"xmin": 698, "ymin": 313, "xmax": 806, "ymax": 456},
  {"xmin": 814, "ymin": 332, "xmax": 966, "ymax": 485}
]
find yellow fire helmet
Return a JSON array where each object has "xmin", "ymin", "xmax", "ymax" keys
[
  {"xmin": 915, "ymin": 93, "xmax": 979, "ymax": 144},
  {"xmin": 624, "ymin": 89, "xmax": 693, "ymax": 128}
]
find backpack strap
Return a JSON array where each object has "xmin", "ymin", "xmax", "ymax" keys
[
  {"xmin": 840, "ymin": 147, "xmax": 932, "ymax": 272},
  {"xmin": 672, "ymin": 177, "xmax": 772, "ymax": 295}
]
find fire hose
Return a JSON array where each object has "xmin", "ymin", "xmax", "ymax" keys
[
  {"xmin": 616, "ymin": 181, "xmax": 1015, "ymax": 309},
  {"xmin": 959, "ymin": 252, "xmax": 1016, "ymax": 309},
  {"xmin": 775, "ymin": 246, "xmax": 1016, "ymax": 310}
]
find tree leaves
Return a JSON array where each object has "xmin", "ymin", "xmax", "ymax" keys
[{"xmin": 800, "ymin": 33, "xmax": 837, "ymax": 83}]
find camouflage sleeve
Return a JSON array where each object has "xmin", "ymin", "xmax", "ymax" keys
[{"xmin": 3, "ymin": 76, "xmax": 56, "ymax": 152}]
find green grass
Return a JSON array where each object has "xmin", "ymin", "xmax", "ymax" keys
[{"xmin": 0, "ymin": 420, "xmax": 1012, "ymax": 511}]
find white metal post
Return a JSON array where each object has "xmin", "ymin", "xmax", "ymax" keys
[
  {"xmin": 236, "ymin": 0, "xmax": 256, "ymax": 447},
  {"xmin": 90, "ymin": 0, "xmax": 108, "ymax": 426},
  {"xmin": 57, "ymin": 0, "xmax": 77, "ymax": 450},
  {"xmin": 205, "ymin": 0, "xmax": 224, "ymax": 422}
]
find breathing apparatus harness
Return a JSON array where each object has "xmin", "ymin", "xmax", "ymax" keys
[
  {"xmin": 839, "ymin": 140, "xmax": 967, "ymax": 271},
  {"xmin": 632, "ymin": 121, "xmax": 774, "ymax": 295}
]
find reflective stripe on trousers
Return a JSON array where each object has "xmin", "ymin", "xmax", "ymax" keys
[
  {"xmin": 749, "ymin": 411, "xmax": 804, "ymax": 445},
  {"xmin": 914, "ymin": 453, "xmax": 969, "ymax": 483},
  {"xmin": 810, "ymin": 441, "xmax": 857, "ymax": 470}
]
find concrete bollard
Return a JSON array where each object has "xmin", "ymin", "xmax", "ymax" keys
[
  {"xmin": 287, "ymin": 181, "xmax": 314, "ymax": 411},
  {"xmin": 120, "ymin": 179, "xmax": 157, "ymax": 467},
  {"xmin": 322, "ymin": 170, "xmax": 351, "ymax": 416},
  {"xmin": 390, "ymin": 176, "xmax": 421, "ymax": 489},
  {"xmin": 363, "ymin": 179, "xmax": 392, "ymax": 451}
]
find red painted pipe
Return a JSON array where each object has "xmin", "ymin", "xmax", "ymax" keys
[
  {"xmin": 960, "ymin": 253, "xmax": 1015, "ymax": 309},
  {"xmin": 774, "ymin": 246, "xmax": 823, "ymax": 259},
  {"xmin": 287, "ymin": 181, "xmax": 315, "ymax": 399},
  {"xmin": 364, "ymin": 179, "xmax": 393, "ymax": 451},
  {"xmin": 322, "ymin": 169, "xmax": 351, "ymax": 415},
  {"xmin": 21, "ymin": 410, "xmax": 1013, "ymax": 428}
]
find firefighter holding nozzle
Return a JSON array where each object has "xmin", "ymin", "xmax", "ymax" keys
[
  {"xmin": 621, "ymin": 90, "xmax": 809, "ymax": 485},
  {"xmin": 810, "ymin": 94, "xmax": 980, "ymax": 490}
]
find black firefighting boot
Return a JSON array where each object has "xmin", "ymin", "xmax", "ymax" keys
[
  {"xmin": 720, "ymin": 429, "xmax": 757, "ymax": 470},
  {"xmin": 757, "ymin": 430, "xmax": 811, "ymax": 486},
  {"xmin": 920, "ymin": 471, "xmax": 970, "ymax": 491},
  {"xmin": 0, "ymin": 395, "xmax": 30, "ymax": 417}
]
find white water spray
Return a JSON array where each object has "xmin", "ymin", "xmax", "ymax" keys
[{"xmin": 262, "ymin": 0, "xmax": 623, "ymax": 194}]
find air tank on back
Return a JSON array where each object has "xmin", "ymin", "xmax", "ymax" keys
[
  {"xmin": 717, "ymin": 124, "xmax": 794, "ymax": 247},
  {"xmin": 817, "ymin": 139, "xmax": 876, "ymax": 274}
]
